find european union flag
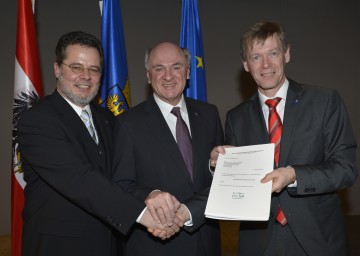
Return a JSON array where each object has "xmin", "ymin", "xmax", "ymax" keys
[
  {"xmin": 99, "ymin": 0, "xmax": 130, "ymax": 116},
  {"xmin": 180, "ymin": 0, "xmax": 207, "ymax": 102}
]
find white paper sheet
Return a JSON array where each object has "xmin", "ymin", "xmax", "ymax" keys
[{"xmin": 205, "ymin": 144, "xmax": 274, "ymax": 221}]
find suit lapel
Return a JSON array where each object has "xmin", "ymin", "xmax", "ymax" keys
[
  {"xmin": 51, "ymin": 90, "xmax": 88, "ymax": 136},
  {"xmin": 91, "ymin": 104, "xmax": 113, "ymax": 174},
  {"xmin": 280, "ymin": 81, "xmax": 303, "ymax": 166},
  {"xmin": 186, "ymin": 100, "xmax": 202, "ymax": 184},
  {"xmin": 91, "ymin": 104, "xmax": 112, "ymax": 147},
  {"xmin": 50, "ymin": 91, "xmax": 104, "ymax": 166},
  {"xmin": 246, "ymin": 84, "xmax": 304, "ymax": 167},
  {"xmin": 248, "ymin": 94, "xmax": 269, "ymax": 144},
  {"xmin": 143, "ymin": 98, "xmax": 193, "ymax": 184}
]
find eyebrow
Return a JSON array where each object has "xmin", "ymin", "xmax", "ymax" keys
[
  {"xmin": 151, "ymin": 64, "xmax": 165, "ymax": 68},
  {"xmin": 68, "ymin": 62, "xmax": 101, "ymax": 68},
  {"xmin": 151, "ymin": 62, "xmax": 184, "ymax": 68}
]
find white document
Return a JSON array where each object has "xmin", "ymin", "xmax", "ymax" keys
[{"xmin": 205, "ymin": 144, "xmax": 274, "ymax": 221}]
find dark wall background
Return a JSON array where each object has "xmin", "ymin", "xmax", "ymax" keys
[{"xmin": 1, "ymin": 0, "xmax": 359, "ymax": 234}]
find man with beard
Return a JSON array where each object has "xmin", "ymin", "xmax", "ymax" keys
[{"xmin": 18, "ymin": 31, "xmax": 181, "ymax": 256}]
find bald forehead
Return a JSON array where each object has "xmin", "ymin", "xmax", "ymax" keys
[
  {"xmin": 151, "ymin": 42, "xmax": 182, "ymax": 54},
  {"xmin": 148, "ymin": 43, "xmax": 185, "ymax": 62}
]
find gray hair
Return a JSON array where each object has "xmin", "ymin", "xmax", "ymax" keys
[{"xmin": 144, "ymin": 46, "xmax": 191, "ymax": 69}]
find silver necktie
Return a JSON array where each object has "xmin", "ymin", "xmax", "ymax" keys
[{"xmin": 80, "ymin": 109, "xmax": 98, "ymax": 144}]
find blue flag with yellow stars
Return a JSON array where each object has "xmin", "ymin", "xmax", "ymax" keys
[
  {"xmin": 180, "ymin": 0, "xmax": 207, "ymax": 102},
  {"xmin": 99, "ymin": 0, "xmax": 130, "ymax": 116}
]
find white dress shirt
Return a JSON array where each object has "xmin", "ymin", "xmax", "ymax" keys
[
  {"xmin": 154, "ymin": 94, "xmax": 191, "ymax": 139},
  {"xmin": 258, "ymin": 79, "xmax": 289, "ymax": 129}
]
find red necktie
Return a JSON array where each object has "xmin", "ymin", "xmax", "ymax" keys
[
  {"xmin": 265, "ymin": 98, "xmax": 282, "ymax": 166},
  {"xmin": 265, "ymin": 98, "xmax": 287, "ymax": 226},
  {"xmin": 171, "ymin": 107, "xmax": 193, "ymax": 181}
]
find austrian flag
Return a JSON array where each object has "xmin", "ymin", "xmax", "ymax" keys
[{"xmin": 12, "ymin": 0, "xmax": 43, "ymax": 255}]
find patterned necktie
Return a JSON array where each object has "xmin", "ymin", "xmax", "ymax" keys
[
  {"xmin": 265, "ymin": 98, "xmax": 282, "ymax": 166},
  {"xmin": 171, "ymin": 107, "xmax": 193, "ymax": 181},
  {"xmin": 265, "ymin": 97, "xmax": 287, "ymax": 226},
  {"xmin": 80, "ymin": 109, "xmax": 98, "ymax": 144}
]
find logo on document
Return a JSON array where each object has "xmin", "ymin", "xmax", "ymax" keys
[{"xmin": 232, "ymin": 192, "xmax": 245, "ymax": 199}]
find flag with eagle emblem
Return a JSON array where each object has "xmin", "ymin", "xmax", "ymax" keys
[
  {"xmin": 12, "ymin": 0, "xmax": 44, "ymax": 255},
  {"xmin": 180, "ymin": 0, "xmax": 207, "ymax": 102},
  {"xmin": 99, "ymin": 0, "xmax": 130, "ymax": 115}
]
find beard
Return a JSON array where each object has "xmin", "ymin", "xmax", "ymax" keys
[{"xmin": 57, "ymin": 72, "xmax": 98, "ymax": 107}]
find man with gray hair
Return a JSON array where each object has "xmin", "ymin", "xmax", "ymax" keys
[{"xmin": 113, "ymin": 42, "xmax": 223, "ymax": 256}]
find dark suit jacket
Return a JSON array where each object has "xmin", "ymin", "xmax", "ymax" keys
[
  {"xmin": 113, "ymin": 96, "xmax": 224, "ymax": 256},
  {"xmin": 18, "ymin": 90, "xmax": 144, "ymax": 256},
  {"xmin": 225, "ymin": 79, "xmax": 358, "ymax": 256}
]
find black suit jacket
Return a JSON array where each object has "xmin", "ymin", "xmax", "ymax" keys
[
  {"xmin": 18, "ymin": 90, "xmax": 144, "ymax": 256},
  {"xmin": 113, "ymin": 96, "xmax": 224, "ymax": 256},
  {"xmin": 225, "ymin": 79, "xmax": 358, "ymax": 256}
]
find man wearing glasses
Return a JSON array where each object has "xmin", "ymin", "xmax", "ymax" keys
[{"xmin": 18, "ymin": 31, "xmax": 181, "ymax": 256}]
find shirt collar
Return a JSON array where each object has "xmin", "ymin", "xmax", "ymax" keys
[
  {"xmin": 258, "ymin": 78, "xmax": 289, "ymax": 106},
  {"xmin": 59, "ymin": 91, "xmax": 91, "ymax": 117},
  {"xmin": 153, "ymin": 94, "xmax": 187, "ymax": 116}
]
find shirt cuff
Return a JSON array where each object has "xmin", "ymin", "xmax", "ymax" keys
[
  {"xmin": 182, "ymin": 204, "xmax": 193, "ymax": 226},
  {"xmin": 286, "ymin": 165, "xmax": 297, "ymax": 187},
  {"xmin": 288, "ymin": 180, "xmax": 297, "ymax": 187},
  {"xmin": 136, "ymin": 207, "xmax": 147, "ymax": 223},
  {"xmin": 208, "ymin": 159, "xmax": 215, "ymax": 176}
]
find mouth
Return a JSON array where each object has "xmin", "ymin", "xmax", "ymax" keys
[
  {"xmin": 76, "ymin": 84, "xmax": 92, "ymax": 89},
  {"xmin": 261, "ymin": 71, "xmax": 275, "ymax": 77},
  {"xmin": 163, "ymin": 83, "xmax": 176, "ymax": 88}
]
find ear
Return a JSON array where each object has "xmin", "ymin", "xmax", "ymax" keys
[
  {"xmin": 146, "ymin": 70, "xmax": 151, "ymax": 84},
  {"xmin": 243, "ymin": 61, "xmax": 250, "ymax": 72},
  {"xmin": 285, "ymin": 45, "xmax": 291, "ymax": 63},
  {"xmin": 186, "ymin": 65, "xmax": 190, "ymax": 79},
  {"xmin": 54, "ymin": 62, "xmax": 60, "ymax": 79}
]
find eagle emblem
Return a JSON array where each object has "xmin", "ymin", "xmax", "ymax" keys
[
  {"xmin": 107, "ymin": 94, "xmax": 125, "ymax": 116},
  {"xmin": 12, "ymin": 90, "xmax": 40, "ymax": 174}
]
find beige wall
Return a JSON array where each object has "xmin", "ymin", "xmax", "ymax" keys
[{"xmin": 1, "ymin": 0, "xmax": 359, "ymax": 234}]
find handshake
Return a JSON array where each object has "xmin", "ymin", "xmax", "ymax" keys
[{"xmin": 139, "ymin": 190, "xmax": 189, "ymax": 240}]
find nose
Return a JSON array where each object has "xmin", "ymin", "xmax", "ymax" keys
[
  {"xmin": 163, "ymin": 68, "xmax": 174, "ymax": 81},
  {"xmin": 80, "ymin": 68, "xmax": 91, "ymax": 79},
  {"xmin": 262, "ymin": 56, "xmax": 270, "ymax": 68}
]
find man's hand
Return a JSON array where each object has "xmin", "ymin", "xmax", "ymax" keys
[
  {"xmin": 145, "ymin": 191, "xmax": 181, "ymax": 227},
  {"xmin": 139, "ymin": 208, "xmax": 180, "ymax": 240},
  {"xmin": 147, "ymin": 223, "xmax": 181, "ymax": 240},
  {"xmin": 260, "ymin": 166, "xmax": 296, "ymax": 193},
  {"xmin": 210, "ymin": 145, "xmax": 232, "ymax": 168},
  {"xmin": 174, "ymin": 204, "xmax": 190, "ymax": 228}
]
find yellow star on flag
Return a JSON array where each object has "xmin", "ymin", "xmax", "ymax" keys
[{"xmin": 195, "ymin": 56, "xmax": 203, "ymax": 68}]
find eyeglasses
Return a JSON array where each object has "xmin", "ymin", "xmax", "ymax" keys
[{"xmin": 61, "ymin": 63, "xmax": 102, "ymax": 76}]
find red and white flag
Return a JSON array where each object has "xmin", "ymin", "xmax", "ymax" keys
[{"xmin": 12, "ymin": 0, "xmax": 43, "ymax": 255}]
